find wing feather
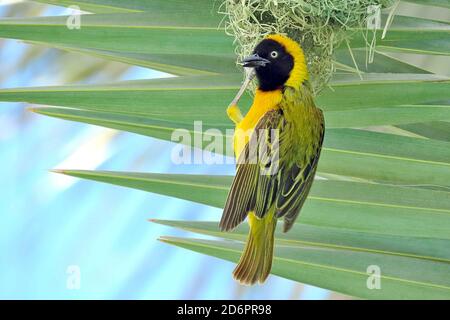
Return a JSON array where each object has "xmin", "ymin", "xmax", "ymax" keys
[
  {"xmin": 220, "ymin": 100, "xmax": 324, "ymax": 233},
  {"xmin": 219, "ymin": 160, "xmax": 257, "ymax": 231},
  {"xmin": 219, "ymin": 110, "xmax": 283, "ymax": 230},
  {"xmin": 278, "ymin": 117, "xmax": 325, "ymax": 231}
]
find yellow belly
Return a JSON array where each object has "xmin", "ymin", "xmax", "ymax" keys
[{"xmin": 233, "ymin": 89, "xmax": 282, "ymax": 159}]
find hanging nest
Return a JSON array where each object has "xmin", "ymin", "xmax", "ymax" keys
[{"xmin": 221, "ymin": 0, "xmax": 395, "ymax": 94}]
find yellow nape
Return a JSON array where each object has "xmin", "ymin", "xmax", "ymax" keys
[{"xmin": 265, "ymin": 34, "xmax": 308, "ymax": 89}]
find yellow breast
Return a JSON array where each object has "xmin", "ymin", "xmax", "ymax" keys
[{"xmin": 233, "ymin": 89, "xmax": 283, "ymax": 159}]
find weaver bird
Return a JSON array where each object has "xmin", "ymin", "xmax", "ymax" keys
[{"xmin": 220, "ymin": 34, "xmax": 324, "ymax": 285}]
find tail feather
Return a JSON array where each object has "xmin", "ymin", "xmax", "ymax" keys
[
  {"xmin": 261, "ymin": 221, "xmax": 275, "ymax": 281},
  {"xmin": 232, "ymin": 212, "xmax": 276, "ymax": 285}
]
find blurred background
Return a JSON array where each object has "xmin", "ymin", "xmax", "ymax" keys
[{"xmin": 0, "ymin": 0, "xmax": 347, "ymax": 299}]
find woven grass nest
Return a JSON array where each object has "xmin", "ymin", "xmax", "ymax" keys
[{"xmin": 221, "ymin": 0, "xmax": 395, "ymax": 94}]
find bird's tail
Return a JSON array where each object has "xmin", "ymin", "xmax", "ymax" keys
[{"xmin": 233, "ymin": 211, "xmax": 277, "ymax": 285}]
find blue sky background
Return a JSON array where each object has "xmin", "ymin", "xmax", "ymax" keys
[{"xmin": 0, "ymin": 1, "xmax": 335, "ymax": 299}]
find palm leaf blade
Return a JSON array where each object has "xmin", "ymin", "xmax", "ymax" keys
[{"xmin": 159, "ymin": 236, "xmax": 450, "ymax": 299}]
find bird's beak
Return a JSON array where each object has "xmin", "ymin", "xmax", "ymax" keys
[{"xmin": 240, "ymin": 54, "xmax": 270, "ymax": 68}]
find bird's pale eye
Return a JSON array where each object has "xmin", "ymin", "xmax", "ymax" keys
[{"xmin": 270, "ymin": 51, "xmax": 278, "ymax": 58}]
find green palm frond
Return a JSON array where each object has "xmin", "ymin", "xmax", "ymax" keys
[{"xmin": 1, "ymin": 0, "xmax": 450, "ymax": 298}]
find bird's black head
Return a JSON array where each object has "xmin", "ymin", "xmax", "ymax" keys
[{"xmin": 241, "ymin": 38, "xmax": 295, "ymax": 91}]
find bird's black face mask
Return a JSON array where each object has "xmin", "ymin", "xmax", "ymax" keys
[{"xmin": 241, "ymin": 39, "xmax": 294, "ymax": 91}]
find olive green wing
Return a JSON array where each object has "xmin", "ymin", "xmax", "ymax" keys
[
  {"xmin": 276, "ymin": 149, "xmax": 322, "ymax": 232},
  {"xmin": 219, "ymin": 109, "xmax": 285, "ymax": 231},
  {"xmin": 276, "ymin": 112, "xmax": 324, "ymax": 232},
  {"xmin": 219, "ymin": 160, "xmax": 258, "ymax": 231},
  {"xmin": 219, "ymin": 108, "xmax": 324, "ymax": 233}
]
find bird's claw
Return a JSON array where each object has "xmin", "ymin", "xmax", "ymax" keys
[{"xmin": 227, "ymin": 104, "xmax": 243, "ymax": 124}]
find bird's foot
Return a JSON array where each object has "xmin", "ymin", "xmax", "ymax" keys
[{"xmin": 227, "ymin": 104, "xmax": 243, "ymax": 125}]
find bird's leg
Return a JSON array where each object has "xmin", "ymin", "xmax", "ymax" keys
[{"xmin": 227, "ymin": 68, "xmax": 255, "ymax": 125}]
